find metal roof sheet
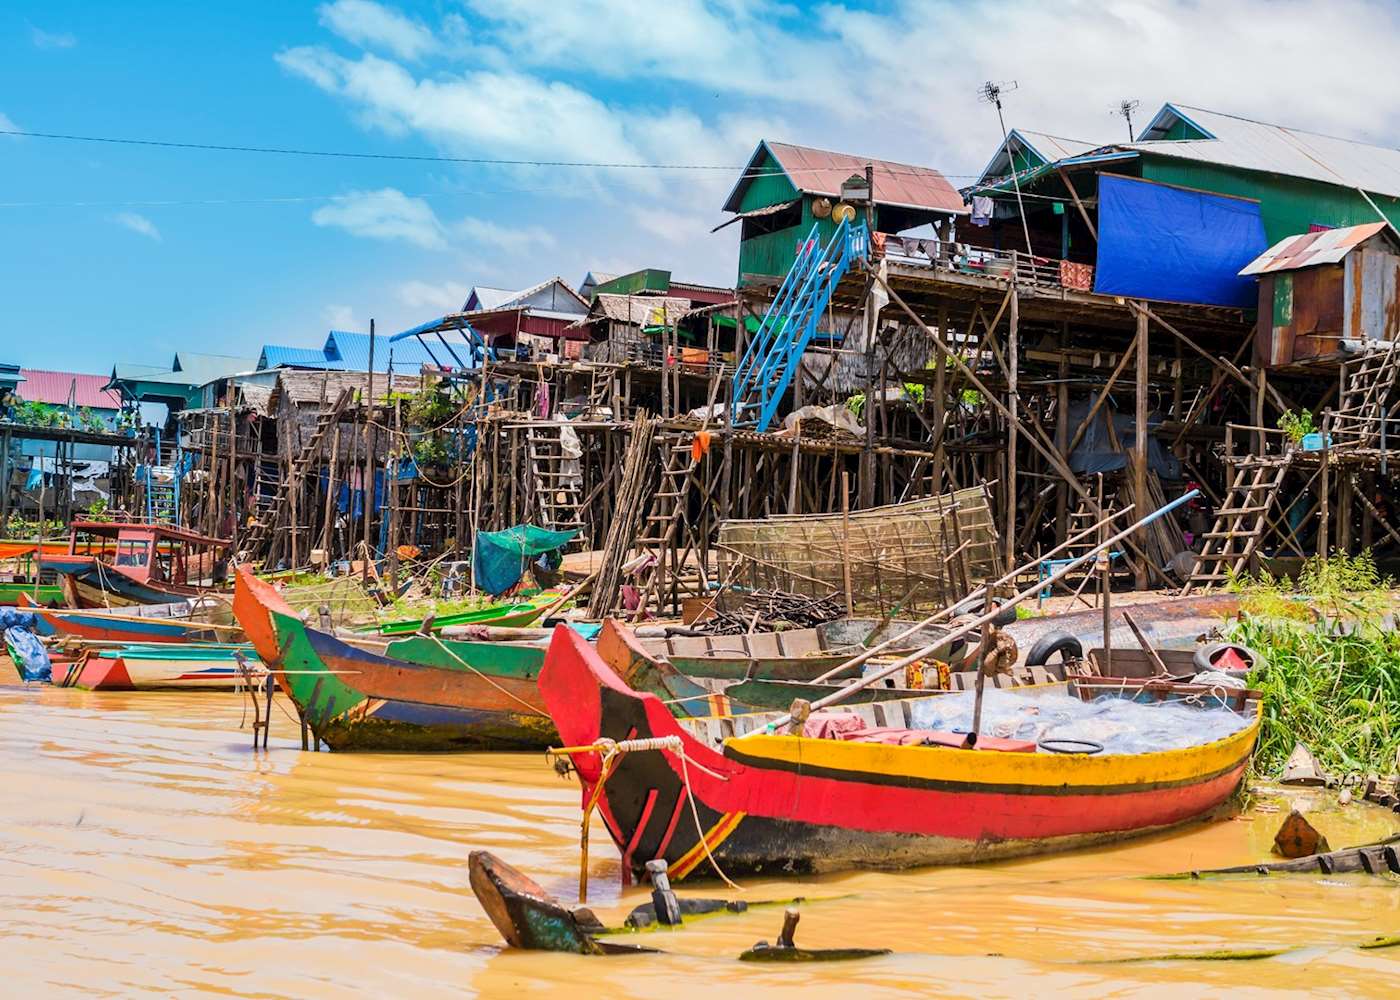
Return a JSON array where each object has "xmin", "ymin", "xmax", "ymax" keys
[
  {"xmin": 1127, "ymin": 104, "xmax": 1400, "ymax": 200},
  {"xmin": 17, "ymin": 369, "xmax": 122, "ymax": 409},
  {"xmin": 723, "ymin": 140, "xmax": 967, "ymax": 215},
  {"xmin": 324, "ymin": 330, "xmax": 443, "ymax": 374},
  {"xmin": 257, "ymin": 344, "xmax": 346, "ymax": 370},
  {"xmin": 1239, "ymin": 221, "xmax": 1391, "ymax": 275}
]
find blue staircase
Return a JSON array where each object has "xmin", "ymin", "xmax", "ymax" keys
[
  {"xmin": 144, "ymin": 428, "xmax": 181, "ymax": 526},
  {"xmin": 731, "ymin": 219, "xmax": 868, "ymax": 431}
]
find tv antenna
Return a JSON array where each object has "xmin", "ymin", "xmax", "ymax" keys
[
  {"xmin": 1113, "ymin": 99, "xmax": 1141, "ymax": 141},
  {"xmin": 977, "ymin": 80, "xmax": 1033, "ymax": 257}
]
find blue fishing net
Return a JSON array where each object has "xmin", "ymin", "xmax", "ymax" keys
[{"xmin": 473, "ymin": 525, "xmax": 578, "ymax": 596}]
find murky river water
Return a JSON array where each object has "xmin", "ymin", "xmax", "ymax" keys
[{"xmin": 4, "ymin": 683, "xmax": 1399, "ymax": 998}]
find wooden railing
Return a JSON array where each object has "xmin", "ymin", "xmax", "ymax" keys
[{"xmin": 879, "ymin": 235, "xmax": 1071, "ymax": 290}]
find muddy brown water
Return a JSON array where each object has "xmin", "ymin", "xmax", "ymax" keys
[{"xmin": 4, "ymin": 683, "xmax": 1399, "ymax": 998}]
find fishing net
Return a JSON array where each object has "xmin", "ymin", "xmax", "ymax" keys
[
  {"xmin": 907, "ymin": 687, "xmax": 1251, "ymax": 755},
  {"xmin": 474, "ymin": 525, "xmax": 578, "ymax": 596}
]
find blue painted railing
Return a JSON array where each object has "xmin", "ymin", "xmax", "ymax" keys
[{"xmin": 731, "ymin": 219, "xmax": 867, "ymax": 431}]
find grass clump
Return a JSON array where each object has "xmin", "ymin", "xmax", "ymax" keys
[{"xmin": 1222, "ymin": 551, "xmax": 1400, "ymax": 777}]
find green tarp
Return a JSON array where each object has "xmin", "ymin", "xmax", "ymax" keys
[{"xmin": 474, "ymin": 524, "xmax": 578, "ymax": 595}]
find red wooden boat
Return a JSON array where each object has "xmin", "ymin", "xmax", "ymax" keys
[
  {"xmin": 540, "ymin": 625, "xmax": 1261, "ymax": 882},
  {"xmin": 40, "ymin": 521, "xmax": 230, "ymax": 608}
]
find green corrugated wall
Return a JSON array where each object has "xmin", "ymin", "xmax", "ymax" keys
[{"xmin": 1140, "ymin": 157, "xmax": 1400, "ymax": 243}]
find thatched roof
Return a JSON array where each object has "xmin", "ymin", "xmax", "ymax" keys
[
  {"xmin": 268, "ymin": 369, "xmax": 427, "ymax": 409},
  {"xmin": 579, "ymin": 294, "xmax": 692, "ymax": 328}
]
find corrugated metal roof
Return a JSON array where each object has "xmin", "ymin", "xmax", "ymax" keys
[
  {"xmin": 169, "ymin": 352, "xmax": 259, "ymax": 385},
  {"xmin": 974, "ymin": 129, "xmax": 1104, "ymax": 187},
  {"xmin": 17, "ymin": 369, "xmax": 122, "ymax": 409},
  {"xmin": 1128, "ymin": 104, "xmax": 1400, "ymax": 200},
  {"xmin": 466, "ymin": 286, "xmax": 518, "ymax": 311},
  {"xmin": 257, "ymin": 344, "xmax": 346, "ymax": 370},
  {"xmin": 723, "ymin": 140, "xmax": 967, "ymax": 215},
  {"xmin": 324, "ymin": 331, "xmax": 444, "ymax": 374},
  {"xmin": 1239, "ymin": 221, "xmax": 1391, "ymax": 275}
]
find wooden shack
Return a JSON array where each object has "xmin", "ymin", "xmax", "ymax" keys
[{"xmin": 1243, "ymin": 222, "xmax": 1400, "ymax": 367}]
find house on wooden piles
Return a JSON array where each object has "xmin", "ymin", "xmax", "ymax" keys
[{"xmin": 717, "ymin": 140, "xmax": 968, "ymax": 287}]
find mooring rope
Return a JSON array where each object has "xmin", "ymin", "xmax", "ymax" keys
[
  {"xmin": 424, "ymin": 633, "xmax": 548, "ymax": 717},
  {"xmin": 548, "ymin": 734, "xmax": 739, "ymax": 899}
]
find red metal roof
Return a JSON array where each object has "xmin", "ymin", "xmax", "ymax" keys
[
  {"xmin": 726, "ymin": 141, "xmax": 967, "ymax": 216},
  {"xmin": 17, "ymin": 369, "xmax": 122, "ymax": 409}
]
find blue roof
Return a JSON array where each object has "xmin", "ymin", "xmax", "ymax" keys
[
  {"xmin": 324, "ymin": 330, "xmax": 445, "ymax": 374},
  {"xmin": 257, "ymin": 344, "xmax": 346, "ymax": 371}
]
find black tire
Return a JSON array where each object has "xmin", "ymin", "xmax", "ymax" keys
[
  {"xmin": 1194, "ymin": 642, "xmax": 1266, "ymax": 677},
  {"xmin": 1026, "ymin": 631, "xmax": 1083, "ymax": 667}
]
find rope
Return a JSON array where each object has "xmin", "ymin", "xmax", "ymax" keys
[
  {"xmin": 424, "ymin": 633, "xmax": 548, "ymax": 716},
  {"xmin": 548, "ymin": 734, "xmax": 739, "ymax": 895}
]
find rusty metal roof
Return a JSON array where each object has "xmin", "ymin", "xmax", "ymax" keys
[
  {"xmin": 723, "ymin": 140, "xmax": 967, "ymax": 215},
  {"xmin": 1239, "ymin": 221, "xmax": 1391, "ymax": 275},
  {"xmin": 17, "ymin": 369, "xmax": 122, "ymax": 409}
]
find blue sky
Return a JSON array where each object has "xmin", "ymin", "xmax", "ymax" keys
[{"xmin": 6, "ymin": 0, "xmax": 1400, "ymax": 373}]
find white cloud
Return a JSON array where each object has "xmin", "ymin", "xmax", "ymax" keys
[
  {"xmin": 397, "ymin": 279, "xmax": 471, "ymax": 312},
  {"xmin": 318, "ymin": 0, "xmax": 438, "ymax": 61},
  {"xmin": 112, "ymin": 212, "xmax": 161, "ymax": 241},
  {"xmin": 324, "ymin": 304, "xmax": 358, "ymax": 329},
  {"xmin": 30, "ymin": 24, "xmax": 77, "ymax": 50},
  {"xmin": 312, "ymin": 188, "xmax": 447, "ymax": 248},
  {"xmin": 456, "ymin": 217, "xmax": 556, "ymax": 255}
]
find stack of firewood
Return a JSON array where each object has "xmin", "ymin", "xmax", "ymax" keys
[{"xmin": 694, "ymin": 588, "xmax": 846, "ymax": 635}]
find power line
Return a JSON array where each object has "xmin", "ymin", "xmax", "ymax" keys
[{"xmin": 0, "ymin": 127, "xmax": 987, "ymax": 180}]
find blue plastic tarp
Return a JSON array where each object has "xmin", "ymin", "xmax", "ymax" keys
[
  {"xmin": 1093, "ymin": 174, "xmax": 1266, "ymax": 308},
  {"xmin": 4, "ymin": 627, "xmax": 51, "ymax": 683}
]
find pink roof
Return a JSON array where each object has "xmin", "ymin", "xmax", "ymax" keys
[
  {"xmin": 17, "ymin": 369, "xmax": 122, "ymax": 409},
  {"xmin": 726, "ymin": 140, "xmax": 967, "ymax": 216},
  {"xmin": 1239, "ymin": 221, "xmax": 1392, "ymax": 275}
]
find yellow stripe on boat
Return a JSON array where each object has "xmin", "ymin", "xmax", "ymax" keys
[
  {"xmin": 670, "ymin": 810, "xmax": 745, "ymax": 879},
  {"xmin": 725, "ymin": 709, "xmax": 1260, "ymax": 790}
]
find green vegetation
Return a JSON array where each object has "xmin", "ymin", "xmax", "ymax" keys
[
  {"xmin": 1277, "ymin": 408, "xmax": 1316, "ymax": 444},
  {"xmin": 1223, "ymin": 552, "xmax": 1400, "ymax": 776}
]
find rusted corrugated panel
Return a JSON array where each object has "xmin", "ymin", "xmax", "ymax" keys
[
  {"xmin": 1240, "ymin": 221, "xmax": 1387, "ymax": 275},
  {"xmin": 764, "ymin": 141, "xmax": 966, "ymax": 215}
]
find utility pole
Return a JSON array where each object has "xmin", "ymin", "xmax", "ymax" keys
[
  {"xmin": 979, "ymin": 80, "xmax": 1034, "ymax": 257},
  {"xmin": 1113, "ymin": 99, "xmax": 1141, "ymax": 141}
]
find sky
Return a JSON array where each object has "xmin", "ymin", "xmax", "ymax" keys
[{"xmin": 7, "ymin": 0, "xmax": 1400, "ymax": 373}]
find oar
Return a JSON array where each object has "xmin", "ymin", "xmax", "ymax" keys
[{"xmin": 752, "ymin": 491, "xmax": 1199, "ymax": 734}]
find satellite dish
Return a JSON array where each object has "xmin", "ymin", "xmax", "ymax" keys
[
  {"xmin": 831, "ymin": 202, "xmax": 857, "ymax": 225},
  {"xmin": 811, "ymin": 197, "xmax": 832, "ymax": 219}
]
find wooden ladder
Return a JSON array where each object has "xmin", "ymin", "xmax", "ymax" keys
[
  {"xmin": 243, "ymin": 388, "xmax": 354, "ymax": 561},
  {"xmin": 527, "ymin": 426, "xmax": 585, "ymax": 545},
  {"xmin": 1336, "ymin": 340, "xmax": 1400, "ymax": 447},
  {"xmin": 1180, "ymin": 459, "xmax": 1289, "ymax": 595},
  {"xmin": 636, "ymin": 437, "xmax": 704, "ymax": 611}
]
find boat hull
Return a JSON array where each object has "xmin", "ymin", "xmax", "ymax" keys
[
  {"xmin": 27, "ymin": 606, "xmax": 230, "ymax": 644},
  {"xmin": 43, "ymin": 556, "xmax": 213, "ymax": 608},
  {"xmin": 65, "ymin": 645, "xmax": 253, "ymax": 690},
  {"xmin": 234, "ymin": 566, "xmax": 556, "ymax": 751},
  {"xmin": 541, "ymin": 626, "xmax": 1259, "ymax": 882}
]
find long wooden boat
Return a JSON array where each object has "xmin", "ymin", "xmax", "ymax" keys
[
  {"xmin": 20, "ymin": 597, "xmax": 239, "ymax": 643},
  {"xmin": 234, "ymin": 567, "xmax": 555, "ymax": 751},
  {"xmin": 41, "ymin": 521, "xmax": 230, "ymax": 608},
  {"xmin": 373, "ymin": 591, "xmax": 563, "ymax": 636},
  {"xmin": 649, "ymin": 620, "xmax": 971, "ymax": 683},
  {"xmin": 57, "ymin": 642, "xmax": 256, "ymax": 690},
  {"xmin": 0, "ymin": 541, "xmax": 65, "ymax": 607},
  {"xmin": 599, "ymin": 620, "xmax": 941, "ymax": 716},
  {"xmin": 540, "ymin": 625, "xmax": 1262, "ymax": 882}
]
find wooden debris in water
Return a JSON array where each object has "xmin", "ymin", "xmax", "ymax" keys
[{"xmin": 1272, "ymin": 809, "xmax": 1330, "ymax": 858}]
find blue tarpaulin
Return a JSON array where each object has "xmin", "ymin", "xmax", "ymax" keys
[
  {"xmin": 4, "ymin": 626, "xmax": 50, "ymax": 682},
  {"xmin": 1093, "ymin": 174, "xmax": 1267, "ymax": 308}
]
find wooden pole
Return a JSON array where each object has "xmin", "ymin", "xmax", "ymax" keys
[
  {"xmin": 1134, "ymin": 306, "xmax": 1149, "ymax": 589},
  {"xmin": 841, "ymin": 470, "xmax": 854, "ymax": 615},
  {"xmin": 363, "ymin": 319, "xmax": 376, "ymax": 582}
]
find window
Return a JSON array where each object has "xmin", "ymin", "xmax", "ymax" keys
[{"xmin": 115, "ymin": 539, "xmax": 150, "ymax": 568}]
